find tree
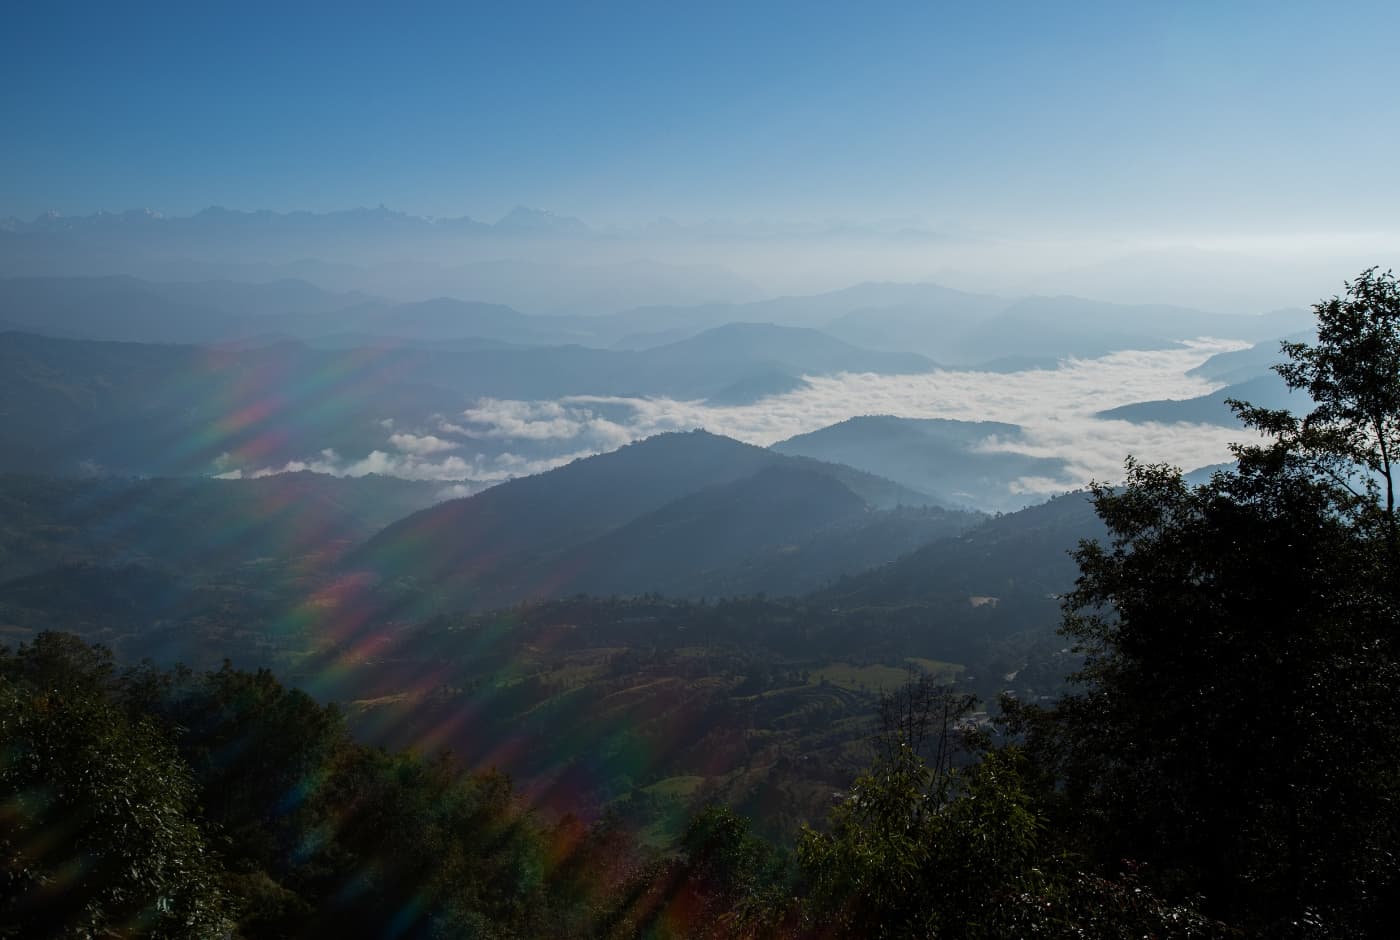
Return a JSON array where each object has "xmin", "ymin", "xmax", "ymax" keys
[
  {"xmin": 1013, "ymin": 266, "xmax": 1400, "ymax": 933},
  {"xmin": 1000, "ymin": 269, "xmax": 1400, "ymax": 935},
  {"xmin": 1053, "ymin": 458, "xmax": 1399, "ymax": 922},
  {"xmin": 1234, "ymin": 266, "xmax": 1400, "ymax": 565},
  {"xmin": 798, "ymin": 673, "xmax": 1047, "ymax": 938},
  {"xmin": 0, "ymin": 636, "xmax": 232, "ymax": 938},
  {"xmin": 673, "ymin": 805, "xmax": 795, "ymax": 938},
  {"xmin": 801, "ymin": 666, "xmax": 1234, "ymax": 938},
  {"xmin": 874, "ymin": 667, "xmax": 978, "ymax": 792}
]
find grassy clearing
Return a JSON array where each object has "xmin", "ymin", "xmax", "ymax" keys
[
  {"xmin": 643, "ymin": 775, "xmax": 707, "ymax": 799},
  {"xmin": 808, "ymin": 663, "xmax": 912, "ymax": 692},
  {"xmin": 348, "ymin": 692, "xmax": 414, "ymax": 712},
  {"xmin": 905, "ymin": 657, "xmax": 966, "ymax": 682},
  {"xmin": 807, "ymin": 659, "xmax": 967, "ymax": 693}
]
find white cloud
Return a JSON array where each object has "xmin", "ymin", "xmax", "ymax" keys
[
  {"xmin": 448, "ymin": 399, "xmax": 635, "ymax": 449},
  {"xmin": 389, "ymin": 432, "xmax": 458, "ymax": 455},
  {"xmin": 243, "ymin": 446, "xmax": 596, "ymax": 485}
]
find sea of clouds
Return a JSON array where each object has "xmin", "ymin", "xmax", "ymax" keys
[{"xmin": 238, "ymin": 339, "xmax": 1258, "ymax": 502}]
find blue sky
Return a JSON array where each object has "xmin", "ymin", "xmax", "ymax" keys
[{"xmin": 4, "ymin": 0, "xmax": 1398, "ymax": 235}]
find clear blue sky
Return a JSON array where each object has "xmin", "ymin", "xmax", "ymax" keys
[{"xmin": 4, "ymin": 0, "xmax": 1397, "ymax": 234}]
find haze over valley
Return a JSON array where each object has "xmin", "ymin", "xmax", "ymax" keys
[{"xmin": 1, "ymin": 260, "xmax": 1308, "ymax": 508}]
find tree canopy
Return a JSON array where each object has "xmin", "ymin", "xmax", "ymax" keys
[{"xmin": 1013, "ymin": 269, "xmax": 1400, "ymax": 936}]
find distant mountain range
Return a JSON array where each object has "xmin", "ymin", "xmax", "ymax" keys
[
  {"xmin": 0, "ymin": 213, "xmax": 765, "ymax": 314},
  {"xmin": 1, "ymin": 272, "xmax": 1315, "ymax": 366},
  {"xmin": 591, "ymin": 284, "xmax": 1313, "ymax": 367},
  {"xmin": 0, "ymin": 205, "xmax": 950, "ymax": 248},
  {"xmin": 799, "ymin": 289, "xmax": 1307, "ymax": 365},
  {"xmin": 1, "ymin": 205, "xmax": 1349, "ymax": 319},
  {"xmin": 0, "ymin": 205, "xmax": 594, "ymax": 241}
]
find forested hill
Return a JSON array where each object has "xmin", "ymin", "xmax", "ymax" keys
[
  {"xmin": 814, "ymin": 491, "xmax": 1102, "ymax": 608},
  {"xmin": 347, "ymin": 429, "xmax": 975, "ymax": 610}
]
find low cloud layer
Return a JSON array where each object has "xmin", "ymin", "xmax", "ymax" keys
[
  {"xmin": 447, "ymin": 399, "xmax": 636, "ymax": 448},
  {"xmin": 223, "ymin": 446, "xmax": 597, "ymax": 485},
  {"xmin": 245, "ymin": 340, "xmax": 1260, "ymax": 501}
]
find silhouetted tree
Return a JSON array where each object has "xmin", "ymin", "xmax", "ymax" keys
[{"xmin": 1234, "ymin": 266, "xmax": 1400, "ymax": 566}]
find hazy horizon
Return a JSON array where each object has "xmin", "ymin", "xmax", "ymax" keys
[
  {"xmin": 6, "ymin": 2, "xmax": 1399, "ymax": 309},
  {"xmin": 3, "ymin": 200, "xmax": 1390, "ymax": 314}
]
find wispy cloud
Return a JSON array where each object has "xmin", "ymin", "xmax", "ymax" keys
[{"xmin": 241, "ymin": 446, "xmax": 595, "ymax": 484}]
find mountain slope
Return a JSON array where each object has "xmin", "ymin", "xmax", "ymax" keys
[
  {"xmin": 349, "ymin": 432, "xmax": 785, "ymax": 594},
  {"xmin": 550, "ymin": 465, "xmax": 875, "ymax": 598},
  {"xmin": 559, "ymin": 466, "xmax": 976, "ymax": 599},
  {"xmin": 347, "ymin": 431, "xmax": 962, "ymax": 609},
  {"xmin": 0, "ymin": 331, "xmax": 470, "ymax": 476},
  {"xmin": 0, "ymin": 275, "xmax": 380, "ymax": 343},
  {"xmin": 1095, "ymin": 373, "xmax": 1307, "ymax": 426},
  {"xmin": 772, "ymin": 415, "xmax": 1069, "ymax": 511},
  {"xmin": 0, "ymin": 471, "xmax": 452, "ymax": 583},
  {"xmin": 647, "ymin": 322, "xmax": 935, "ymax": 376},
  {"xmin": 801, "ymin": 493, "xmax": 1106, "ymax": 681},
  {"xmin": 1187, "ymin": 331, "xmax": 1311, "ymax": 384},
  {"xmin": 814, "ymin": 491, "xmax": 1102, "ymax": 609}
]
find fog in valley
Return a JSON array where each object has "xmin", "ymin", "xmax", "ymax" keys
[{"xmin": 1, "ymin": 204, "xmax": 1333, "ymax": 510}]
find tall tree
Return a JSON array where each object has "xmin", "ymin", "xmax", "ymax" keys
[
  {"xmin": 1021, "ymin": 268, "xmax": 1400, "ymax": 935},
  {"xmin": 1235, "ymin": 266, "xmax": 1400, "ymax": 566},
  {"xmin": 1038, "ymin": 458, "xmax": 1400, "ymax": 932}
]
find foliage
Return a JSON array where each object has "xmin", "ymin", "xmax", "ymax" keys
[
  {"xmin": 1017, "ymin": 268, "xmax": 1400, "ymax": 936},
  {"xmin": 800, "ymin": 674, "xmax": 1240, "ymax": 939},
  {"xmin": 599, "ymin": 805, "xmax": 797, "ymax": 940},
  {"xmin": 1, "ymin": 632, "xmax": 648, "ymax": 938},
  {"xmin": 1235, "ymin": 267, "xmax": 1400, "ymax": 560},
  {"xmin": 797, "ymin": 673, "xmax": 1041, "ymax": 939},
  {"xmin": 2, "ymin": 631, "xmax": 1235, "ymax": 938},
  {"xmin": 0, "ymin": 635, "xmax": 232, "ymax": 938},
  {"xmin": 1035, "ymin": 457, "xmax": 1400, "ymax": 931}
]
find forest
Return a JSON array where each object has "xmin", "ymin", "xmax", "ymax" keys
[{"xmin": 3, "ymin": 269, "xmax": 1399, "ymax": 937}]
